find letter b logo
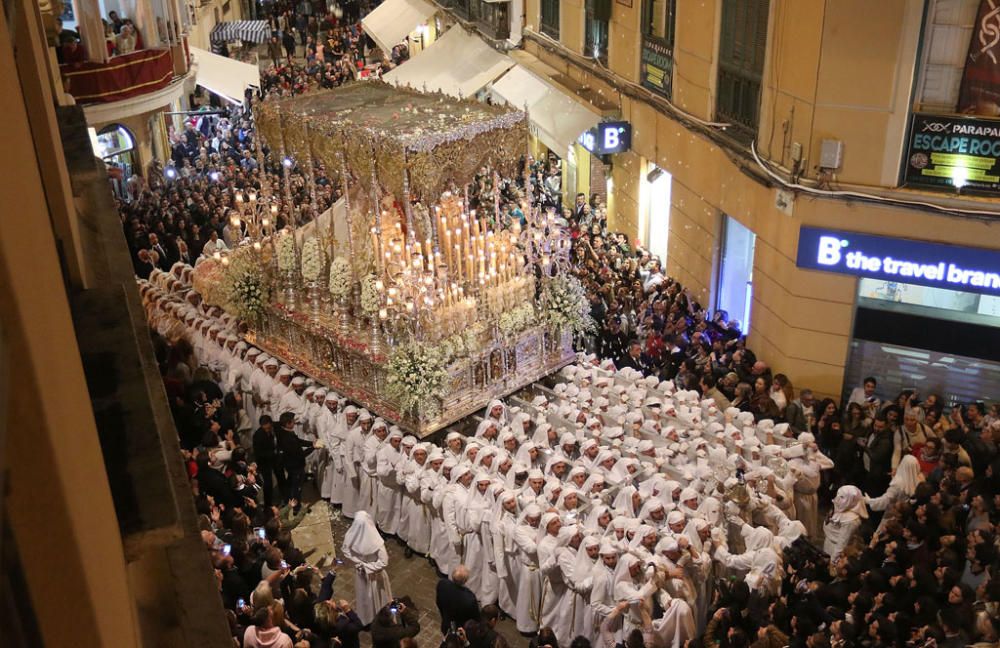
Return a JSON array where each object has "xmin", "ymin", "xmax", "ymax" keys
[
  {"xmin": 604, "ymin": 128, "xmax": 620, "ymax": 151},
  {"xmin": 817, "ymin": 236, "xmax": 842, "ymax": 266}
]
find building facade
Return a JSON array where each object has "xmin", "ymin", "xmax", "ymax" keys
[{"xmin": 462, "ymin": 0, "xmax": 1000, "ymax": 402}]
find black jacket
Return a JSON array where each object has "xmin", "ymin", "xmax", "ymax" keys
[
  {"xmin": 436, "ymin": 578, "xmax": 480, "ymax": 635},
  {"xmin": 277, "ymin": 427, "xmax": 314, "ymax": 470},
  {"xmin": 253, "ymin": 426, "xmax": 279, "ymax": 465},
  {"xmin": 371, "ymin": 606, "xmax": 420, "ymax": 648}
]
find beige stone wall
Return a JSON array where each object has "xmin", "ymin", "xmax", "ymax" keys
[{"xmin": 524, "ymin": 0, "xmax": 1000, "ymax": 400}]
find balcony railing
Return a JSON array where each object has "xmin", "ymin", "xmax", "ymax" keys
[{"xmin": 60, "ymin": 46, "xmax": 187, "ymax": 104}]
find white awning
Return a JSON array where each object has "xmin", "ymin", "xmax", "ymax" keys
[
  {"xmin": 491, "ymin": 65, "xmax": 602, "ymax": 156},
  {"xmin": 190, "ymin": 46, "xmax": 260, "ymax": 104},
  {"xmin": 361, "ymin": 0, "xmax": 437, "ymax": 56},
  {"xmin": 382, "ymin": 26, "xmax": 515, "ymax": 99}
]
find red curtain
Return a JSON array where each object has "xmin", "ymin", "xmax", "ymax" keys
[{"xmin": 60, "ymin": 49, "xmax": 174, "ymax": 104}]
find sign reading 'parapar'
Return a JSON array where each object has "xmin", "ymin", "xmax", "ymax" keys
[{"xmin": 904, "ymin": 113, "xmax": 1000, "ymax": 194}]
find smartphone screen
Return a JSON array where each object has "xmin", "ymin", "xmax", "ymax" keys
[{"xmin": 222, "ymin": 544, "xmax": 232, "ymax": 556}]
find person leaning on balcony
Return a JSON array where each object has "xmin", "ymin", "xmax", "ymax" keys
[{"xmin": 117, "ymin": 24, "xmax": 137, "ymax": 55}]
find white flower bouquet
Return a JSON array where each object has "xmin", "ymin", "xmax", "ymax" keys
[
  {"xmin": 386, "ymin": 341, "xmax": 449, "ymax": 415},
  {"xmin": 539, "ymin": 274, "xmax": 595, "ymax": 336},
  {"xmin": 499, "ymin": 303, "xmax": 536, "ymax": 339},
  {"xmin": 276, "ymin": 233, "xmax": 296, "ymax": 273},
  {"xmin": 328, "ymin": 256, "xmax": 351, "ymax": 299},
  {"xmin": 300, "ymin": 237, "xmax": 326, "ymax": 282},
  {"xmin": 221, "ymin": 250, "xmax": 270, "ymax": 320},
  {"xmin": 360, "ymin": 273, "xmax": 380, "ymax": 315}
]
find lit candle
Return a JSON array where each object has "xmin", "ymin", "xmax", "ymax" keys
[{"xmin": 467, "ymin": 253, "xmax": 474, "ymax": 284}]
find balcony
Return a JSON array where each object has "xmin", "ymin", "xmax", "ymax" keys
[{"xmin": 60, "ymin": 45, "xmax": 188, "ymax": 104}]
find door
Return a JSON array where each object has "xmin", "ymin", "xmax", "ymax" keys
[
  {"xmin": 644, "ymin": 164, "xmax": 672, "ymax": 263},
  {"xmin": 716, "ymin": 215, "xmax": 756, "ymax": 332}
]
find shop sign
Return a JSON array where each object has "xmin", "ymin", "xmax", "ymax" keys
[
  {"xmin": 903, "ymin": 112, "xmax": 1000, "ymax": 194},
  {"xmin": 796, "ymin": 226, "xmax": 1000, "ymax": 297},
  {"xmin": 578, "ymin": 121, "xmax": 631, "ymax": 155},
  {"xmin": 640, "ymin": 37, "xmax": 673, "ymax": 98}
]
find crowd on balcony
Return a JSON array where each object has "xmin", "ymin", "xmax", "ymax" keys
[{"xmin": 112, "ymin": 2, "xmax": 999, "ymax": 648}]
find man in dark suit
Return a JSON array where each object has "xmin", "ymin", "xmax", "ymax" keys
[
  {"xmin": 436, "ymin": 565, "xmax": 480, "ymax": 635},
  {"xmin": 148, "ymin": 233, "xmax": 170, "ymax": 270},
  {"xmin": 616, "ymin": 341, "xmax": 651, "ymax": 375},
  {"xmin": 252, "ymin": 415, "xmax": 282, "ymax": 507},
  {"xmin": 277, "ymin": 412, "xmax": 315, "ymax": 511}
]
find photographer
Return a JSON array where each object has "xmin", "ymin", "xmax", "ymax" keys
[{"xmin": 370, "ymin": 597, "xmax": 421, "ymax": 648}]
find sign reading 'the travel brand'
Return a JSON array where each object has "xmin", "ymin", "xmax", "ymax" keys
[
  {"xmin": 796, "ymin": 226, "xmax": 1000, "ymax": 297},
  {"xmin": 904, "ymin": 113, "xmax": 1000, "ymax": 195}
]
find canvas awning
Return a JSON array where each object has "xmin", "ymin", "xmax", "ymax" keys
[
  {"xmin": 190, "ymin": 46, "xmax": 260, "ymax": 104},
  {"xmin": 382, "ymin": 26, "xmax": 515, "ymax": 99},
  {"xmin": 491, "ymin": 64, "xmax": 602, "ymax": 156},
  {"xmin": 361, "ymin": 0, "xmax": 437, "ymax": 56},
  {"xmin": 209, "ymin": 20, "xmax": 270, "ymax": 44}
]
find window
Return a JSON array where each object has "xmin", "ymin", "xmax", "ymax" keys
[
  {"xmin": 913, "ymin": 0, "xmax": 980, "ymax": 113},
  {"xmin": 472, "ymin": 0, "xmax": 510, "ymax": 41},
  {"xmin": 640, "ymin": 0, "xmax": 677, "ymax": 98},
  {"xmin": 642, "ymin": 0, "xmax": 676, "ymax": 48},
  {"xmin": 540, "ymin": 0, "xmax": 560, "ymax": 39},
  {"xmin": 716, "ymin": 0, "xmax": 770, "ymax": 140},
  {"xmin": 585, "ymin": 0, "xmax": 610, "ymax": 63}
]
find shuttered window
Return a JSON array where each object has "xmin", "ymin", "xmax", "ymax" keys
[
  {"xmin": 715, "ymin": 0, "xmax": 770, "ymax": 140},
  {"xmin": 541, "ymin": 0, "xmax": 560, "ymax": 39}
]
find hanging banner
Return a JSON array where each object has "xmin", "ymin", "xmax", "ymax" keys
[
  {"xmin": 957, "ymin": 0, "xmax": 1000, "ymax": 115},
  {"xmin": 903, "ymin": 112, "xmax": 1000, "ymax": 194}
]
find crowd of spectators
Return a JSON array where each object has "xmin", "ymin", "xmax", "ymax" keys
[
  {"xmin": 114, "ymin": 2, "xmax": 998, "ymax": 645},
  {"xmin": 568, "ymin": 213, "xmax": 999, "ymax": 648}
]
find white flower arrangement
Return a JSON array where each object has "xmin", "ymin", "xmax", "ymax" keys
[
  {"xmin": 539, "ymin": 274, "xmax": 595, "ymax": 336},
  {"xmin": 300, "ymin": 237, "xmax": 326, "ymax": 283},
  {"xmin": 498, "ymin": 303, "xmax": 536, "ymax": 339},
  {"xmin": 276, "ymin": 233, "xmax": 296, "ymax": 273},
  {"xmin": 462, "ymin": 321, "xmax": 486, "ymax": 352},
  {"xmin": 222, "ymin": 250, "xmax": 270, "ymax": 320},
  {"xmin": 359, "ymin": 273, "xmax": 380, "ymax": 315},
  {"xmin": 386, "ymin": 341, "xmax": 449, "ymax": 415},
  {"xmin": 328, "ymin": 256, "xmax": 351, "ymax": 299}
]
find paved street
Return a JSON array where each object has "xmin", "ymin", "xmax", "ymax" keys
[{"xmin": 292, "ymin": 500, "xmax": 526, "ymax": 647}]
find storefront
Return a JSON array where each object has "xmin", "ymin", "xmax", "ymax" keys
[
  {"xmin": 796, "ymin": 226, "xmax": 1000, "ymax": 404},
  {"xmin": 638, "ymin": 161, "xmax": 671, "ymax": 262}
]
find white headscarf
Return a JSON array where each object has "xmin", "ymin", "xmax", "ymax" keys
[
  {"xmin": 343, "ymin": 511, "xmax": 384, "ymax": 556},
  {"xmin": 889, "ymin": 454, "xmax": 924, "ymax": 496},
  {"xmin": 831, "ymin": 485, "xmax": 869, "ymax": 523}
]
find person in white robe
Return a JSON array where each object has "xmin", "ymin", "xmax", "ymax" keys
[
  {"xmin": 590, "ymin": 540, "xmax": 621, "ymax": 643},
  {"xmin": 785, "ymin": 433, "xmax": 835, "ymax": 538},
  {"xmin": 269, "ymin": 368, "xmax": 292, "ymax": 419},
  {"xmin": 492, "ymin": 492, "xmax": 520, "ymax": 616},
  {"xmin": 395, "ymin": 436, "xmax": 417, "ymax": 547},
  {"xmin": 612, "ymin": 554, "xmax": 658, "ymax": 636},
  {"xmin": 681, "ymin": 517, "xmax": 715, "ymax": 631},
  {"xmin": 866, "ymin": 454, "xmax": 923, "ymax": 532},
  {"xmin": 537, "ymin": 514, "xmax": 574, "ymax": 643},
  {"xmin": 431, "ymin": 459, "xmax": 461, "ymax": 576},
  {"xmin": 342, "ymin": 410, "xmax": 372, "ymax": 518},
  {"xmin": 374, "ymin": 428, "xmax": 404, "ymax": 535},
  {"xmin": 403, "ymin": 445, "xmax": 433, "ymax": 555},
  {"xmin": 511, "ymin": 504, "xmax": 543, "ymax": 634},
  {"xmin": 460, "ymin": 472, "xmax": 496, "ymax": 601},
  {"xmin": 714, "ymin": 525, "xmax": 782, "ymax": 595},
  {"xmin": 360, "ymin": 420, "xmax": 388, "ymax": 518},
  {"xmin": 314, "ymin": 392, "xmax": 341, "ymax": 502},
  {"xmin": 341, "ymin": 511, "xmax": 392, "ymax": 626},
  {"xmin": 338, "ymin": 406, "xmax": 361, "ymax": 514},
  {"xmin": 477, "ymin": 482, "xmax": 502, "ymax": 606},
  {"xmin": 572, "ymin": 535, "xmax": 600, "ymax": 641}
]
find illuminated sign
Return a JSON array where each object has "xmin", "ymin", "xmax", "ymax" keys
[
  {"xmin": 640, "ymin": 37, "xmax": 673, "ymax": 98},
  {"xmin": 796, "ymin": 226, "xmax": 1000, "ymax": 297},
  {"xmin": 904, "ymin": 113, "xmax": 1000, "ymax": 195},
  {"xmin": 578, "ymin": 121, "xmax": 631, "ymax": 155}
]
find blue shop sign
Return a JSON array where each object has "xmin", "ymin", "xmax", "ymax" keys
[
  {"xmin": 578, "ymin": 121, "xmax": 631, "ymax": 156},
  {"xmin": 796, "ymin": 226, "xmax": 1000, "ymax": 297}
]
